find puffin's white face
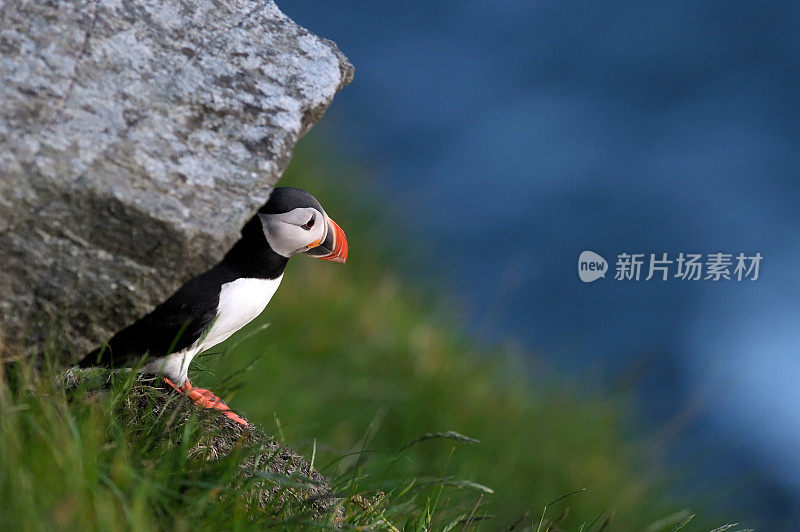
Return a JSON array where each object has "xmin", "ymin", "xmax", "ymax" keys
[{"xmin": 258, "ymin": 207, "xmax": 328, "ymax": 258}]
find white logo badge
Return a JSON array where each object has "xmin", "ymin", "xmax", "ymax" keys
[{"xmin": 578, "ymin": 250, "xmax": 607, "ymax": 283}]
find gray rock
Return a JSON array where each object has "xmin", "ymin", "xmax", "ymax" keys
[{"xmin": 0, "ymin": 0, "xmax": 352, "ymax": 360}]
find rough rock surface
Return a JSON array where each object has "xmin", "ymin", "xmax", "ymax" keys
[{"xmin": 0, "ymin": 0, "xmax": 352, "ymax": 360}]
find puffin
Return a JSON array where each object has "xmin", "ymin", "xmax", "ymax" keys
[{"xmin": 79, "ymin": 187, "xmax": 348, "ymax": 426}]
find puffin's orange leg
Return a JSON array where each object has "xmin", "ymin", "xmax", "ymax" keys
[{"xmin": 163, "ymin": 378, "xmax": 249, "ymax": 426}]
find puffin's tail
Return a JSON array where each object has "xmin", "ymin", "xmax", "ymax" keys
[{"xmin": 78, "ymin": 344, "xmax": 111, "ymax": 368}]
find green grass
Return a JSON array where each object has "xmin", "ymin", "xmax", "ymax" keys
[{"xmin": 0, "ymin": 139, "xmax": 742, "ymax": 530}]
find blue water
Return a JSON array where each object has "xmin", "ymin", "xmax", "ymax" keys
[{"xmin": 283, "ymin": 1, "xmax": 800, "ymax": 526}]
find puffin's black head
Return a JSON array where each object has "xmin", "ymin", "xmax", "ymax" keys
[{"xmin": 257, "ymin": 187, "xmax": 348, "ymax": 263}]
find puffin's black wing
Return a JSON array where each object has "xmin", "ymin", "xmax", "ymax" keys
[
  {"xmin": 79, "ymin": 212, "xmax": 282, "ymax": 369},
  {"xmin": 78, "ymin": 268, "xmax": 231, "ymax": 369}
]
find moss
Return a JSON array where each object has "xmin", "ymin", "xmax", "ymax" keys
[{"xmin": 59, "ymin": 368, "xmax": 340, "ymax": 521}]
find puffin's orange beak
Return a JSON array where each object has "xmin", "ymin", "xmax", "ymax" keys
[{"xmin": 306, "ymin": 218, "xmax": 348, "ymax": 263}]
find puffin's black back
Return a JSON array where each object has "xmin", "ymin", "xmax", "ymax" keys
[{"xmin": 79, "ymin": 190, "xmax": 298, "ymax": 369}]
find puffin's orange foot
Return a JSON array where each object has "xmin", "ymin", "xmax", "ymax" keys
[{"xmin": 163, "ymin": 378, "xmax": 249, "ymax": 426}]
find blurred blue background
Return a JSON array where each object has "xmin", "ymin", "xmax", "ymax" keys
[{"xmin": 284, "ymin": 0, "xmax": 800, "ymax": 524}]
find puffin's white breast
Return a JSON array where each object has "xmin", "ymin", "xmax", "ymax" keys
[{"xmin": 197, "ymin": 275, "xmax": 283, "ymax": 352}]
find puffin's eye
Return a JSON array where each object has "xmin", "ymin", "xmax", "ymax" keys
[{"xmin": 301, "ymin": 215, "xmax": 315, "ymax": 230}]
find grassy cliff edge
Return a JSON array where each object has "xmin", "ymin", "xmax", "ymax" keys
[{"xmin": 0, "ymin": 140, "xmax": 735, "ymax": 530}]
